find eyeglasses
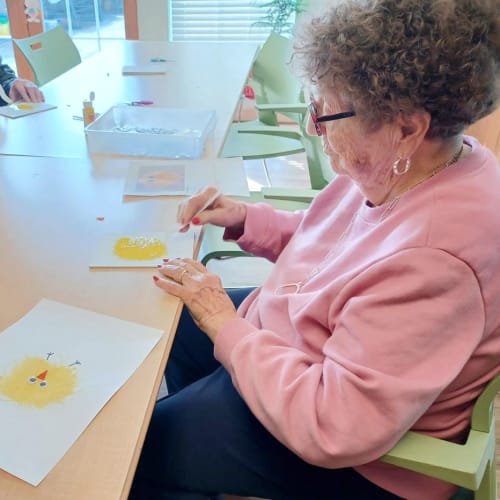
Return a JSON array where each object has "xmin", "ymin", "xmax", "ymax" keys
[{"xmin": 308, "ymin": 100, "xmax": 355, "ymax": 136}]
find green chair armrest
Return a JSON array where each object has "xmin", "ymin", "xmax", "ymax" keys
[
  {"xmin": 198, "ymin": 224, "xmax": 250, "ymax": 266},
  {"xmin": 380, "ymin": 427, "xmax": 494, "ymax": 490},
  {"xmin": 197, "ymin": 193, "xmax": 311, "ymax": 266},
  {"xmin": 235, "ymin": 122, "xmax": 301, "ymax": 140},
  {"xmin": 221, "ymin": 124, "xmax": 304, "ymax": 159},
  {"xmin": 255, "ymin": 103, "xmax": 308, "ymax": 114}
]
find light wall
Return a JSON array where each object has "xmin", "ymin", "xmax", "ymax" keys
[{"xmin": 137, "ymin": 0, "xmax": 168, "ymax": 40}]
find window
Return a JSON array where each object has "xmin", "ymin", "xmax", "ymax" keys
[
  {"xmin": 168, "ymin": 1, "xmax": 272, "ymax": 42},
  {"xmin": 0, "ymin": 0, "xmax": 126, "ymax": 70},
  {"xmin": 41, "ymin": 0, "xmax": 125, "ymax": 59}
]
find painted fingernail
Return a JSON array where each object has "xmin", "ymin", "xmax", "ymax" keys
[
  {"xmin": 162, "ymin": 258, "xmax": 169, "ymax": 262},
  {"xmin": 153, "ymin": 276, "xmax": 159, "ymax": 282},
  {"xmin": 191, "ymin": 217, "xmax": 200, "ymax": 225}
]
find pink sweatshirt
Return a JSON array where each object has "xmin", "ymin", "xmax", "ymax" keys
[{"xmin": 214, "ymin": 136, "xmax": 500, "ymax": 500}]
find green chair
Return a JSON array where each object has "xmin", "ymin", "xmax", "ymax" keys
[
  {"xmin": 238, "ymin": 31, "xmax": 304, "ymax": 127},
  {"xmin": 382, "ymin": 373, "xmax": 500, "ymax": 500},
  {"xmin": 244, "ymin": 103, "xmax": 334, "ymax": 193},
  {"xmin": 13, "ymin": 26, "xmax": 81, "ymax": 87},
  {"xmin": 221, "ymin": 32, "xmax": 308, "ymax": 169},
  {"xmin": 223, "ymin": 31, "xmax": 334, "ymax": 192}
]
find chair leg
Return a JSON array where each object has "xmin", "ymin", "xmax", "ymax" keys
[
  {"xmin": 475, "ymin": 457, "xmax": 496, "ymax": 500},
  {"xmin": 262, "ymin": 158, "xmax": 272, "ymax": 187}
]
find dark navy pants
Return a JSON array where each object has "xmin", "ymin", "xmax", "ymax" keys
[{"xmin": 129, "ymin": 288, "xmax": 403, "ymax": 500}]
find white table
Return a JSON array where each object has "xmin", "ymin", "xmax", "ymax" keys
[
  {"xmin": 0, "ymin": 155, "xmax": 192, "ymax": 499},
  {"xmin": 0, "ymin": 40, "xmax": 257, "ymax": 159},
  {"xmin": 0, "ymin": 39, "xmax": 257, "ymax": 500}
]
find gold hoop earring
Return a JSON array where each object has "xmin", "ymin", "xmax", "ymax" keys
[{"xmin": 393, "ymin": 157, "xmax": 411, "ymax": 176}]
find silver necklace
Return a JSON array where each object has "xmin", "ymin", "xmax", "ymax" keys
[
  {"xmin": 274, "ymin": 143, "xmax": 464, "ymax": 296},
  {"xmin": 274, "ymin": 213, "xmax": 357, "ymax": 295}
]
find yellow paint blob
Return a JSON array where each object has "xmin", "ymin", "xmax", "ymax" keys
[
  {"xmin": 113, "ymin": 236, "xmax": 167, "ymax": 260},
  {"xmin": 0, "ymin": 357, "xmax": 77, "ymax": 408},
  {"xmin": 16, "ymin": 103, "xmax": 34, "ymax": 110}
]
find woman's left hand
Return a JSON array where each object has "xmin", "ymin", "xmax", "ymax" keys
[
  {"xmin": 154, "ymin": 258, "xmax": 238, "ymax": 341},
  {"xmin": 9, "ymin": 79, "xmax": 45, "ymax": 103}
]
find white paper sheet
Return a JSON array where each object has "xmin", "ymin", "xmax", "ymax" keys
[
  {"xmin": 123, "ymin": 158, "xmax": 250, "ymax": 197},
  {"xmin": 0, "ymin": 299, "xmax": 163, "ymax": 486},
  {"xmin": 122, "ymin": 64, "xmax": 167, "ymax": 75},
  {"xmin": 0, "ymin": 102, "xmax": 57, "ymax": 119}
]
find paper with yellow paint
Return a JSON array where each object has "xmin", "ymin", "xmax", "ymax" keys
[
  {"xmin": 0, "ymin": 299, "xmax": 163, "ymax": 486},
  {"xmin": 89, "ymin": 230, "xmax": 197, "ymax": 268},
  {"xmin": 0, "ymin": 102, "xmax": 57, "ymax": 118}
]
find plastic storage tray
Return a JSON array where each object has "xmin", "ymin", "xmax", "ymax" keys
[{"xmin": 85, "ymin": 106, "xmax": 216, "ymax": 159}]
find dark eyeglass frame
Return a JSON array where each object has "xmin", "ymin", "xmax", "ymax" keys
[{"xmin": 308, "ymin": 101, "xmax": 356, "ymax": 136}]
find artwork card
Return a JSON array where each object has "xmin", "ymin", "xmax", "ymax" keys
[
  {"xmin": 0, "ymin": 102, "xmax": 57, "ymax": 119},
  {"xmin": 123, "ymin": 162, "xmax": 187, "ymax": 196},
  {"xmin": 123, "ymin": 158, "xmax": 250, "ymax": 198},
  {"xmin": 89, "ymin": 230, "xmax": 197, "ymax": 268},
  {"xmin": 0, "ymin": 299, "xmax": 163, "ymax": 486}
]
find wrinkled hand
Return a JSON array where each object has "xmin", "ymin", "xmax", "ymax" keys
[
  {"xmin": 177, "ymin": 186, "xmax": 247, "ymax": 233},
  {"xmin": 154, "ymin": 258, "xmax": 238, "ymax": 341},
  {"xmin": 9, "ymin": 79, "xmax": 45, "ymax": 103}
]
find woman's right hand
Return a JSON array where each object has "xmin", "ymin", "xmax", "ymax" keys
[
  {"xmin": 177, "ymin": 186, "xmax": 247, "ymax": 233},
  {"xmin": 9, "ymin": 79, "xmax": 44, "ymax": 103}
]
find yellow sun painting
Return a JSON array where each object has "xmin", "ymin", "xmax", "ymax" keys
[
  {"xmin": 113, "ymin": 235, "xmax": 167, "ymax": 260},
  {"xmin": 0, "ymin": 353, "xmax": 80, "ymax": 408}
]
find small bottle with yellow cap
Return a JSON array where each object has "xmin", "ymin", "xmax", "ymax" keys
[{"xmin": 82, "ymin": 99, "xmax": 95, "ymax": 126}]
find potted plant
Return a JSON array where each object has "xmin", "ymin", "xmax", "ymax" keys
[{"xmin": 253, "ymin": 0, "xmax": 308, "ymax": 35}]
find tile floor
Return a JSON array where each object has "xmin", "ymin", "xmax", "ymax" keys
[{"xmin": 243, "ymin": 152, "xmax": 310, "ymax": 192}]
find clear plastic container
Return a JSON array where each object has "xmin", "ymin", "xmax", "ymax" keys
[{"xmin": 85, "ymin": 105, "xmax": 216, "ymax": 159}]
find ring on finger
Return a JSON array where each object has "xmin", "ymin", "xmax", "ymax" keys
[{"xmin": 179, "ymin": 268, "xmax": 189, "ymax": 282}]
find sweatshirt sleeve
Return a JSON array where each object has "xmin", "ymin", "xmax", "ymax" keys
[
  {"xmin": 223, "ymin": 201, "xmax": 305, "ymax": 262},
  {"xmin": 0, "ymin": 61, "xmax": 16, "ymax": 105},
  {"xmin": 214, "ymin": 248, "xmax": 485, "ymax": 467}
]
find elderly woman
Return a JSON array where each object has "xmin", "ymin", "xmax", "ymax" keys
[{"xmin": 130, "ymin": 0, "xmax": 500, "ymax": 499}]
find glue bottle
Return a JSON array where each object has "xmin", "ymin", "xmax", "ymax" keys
[{"xmin": 82, "ymin": 99, "xmax": 95, "ymax": 126}]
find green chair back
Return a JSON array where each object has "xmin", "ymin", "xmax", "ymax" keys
[
  {"xmin": 381, "ymin": 373, "xmax": 500, "ymax": 500},
  {"xmin": 221, "ymin": 32, "xmax": 307, "ymax": 162},
  {"xmin": 13, "ymin": 26, "xmax": 81, "ymax": 87},
  {"xmin": 250, "ymin": 32, "xmax": 304, "ymax": 126},
  {"xmin": 222, "ymin": 32, "xmax": 333, "ymax": 190}
]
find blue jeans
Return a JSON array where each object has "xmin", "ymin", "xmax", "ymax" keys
[{"xmin": 129, "ymin": 288, "xmax": 403, "ymax": 500}]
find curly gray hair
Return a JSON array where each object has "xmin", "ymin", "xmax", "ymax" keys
[{"xmin": 292, "ymin": 0, "xmax": 500, "ymax": 138}]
